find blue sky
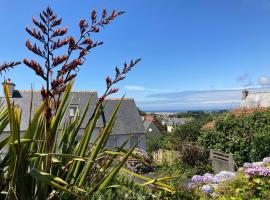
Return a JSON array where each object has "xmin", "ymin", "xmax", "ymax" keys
[{"xmin": 1, "ymin": 0, "xmax": 270, "ymax": 110}]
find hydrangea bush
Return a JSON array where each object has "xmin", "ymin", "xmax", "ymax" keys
[
  {"xmin": 126, "ymin": 148, "xmax": 154, "ymax": 174},
  {"xmin": 188, "ymin": 157, "xmax": 270, "ymax": 199}
]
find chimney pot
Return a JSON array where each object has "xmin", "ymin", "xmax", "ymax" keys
[
  {"xmin": 242, "ymin": 89, "xmax": 249, "ymax": 100},
  {"xmin": 2, "ymin": 79, "xmax": 15, "ymax": 97}
]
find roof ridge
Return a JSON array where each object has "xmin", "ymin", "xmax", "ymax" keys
[
  {"xmin": 106, "ymin": 98, "xmax": 134, "ymax": 101},
  {"xmin": 72, "ymin": 90, "xmax": 98, "ymax": 93},
  {"xmin": 249, "ymin": 91, "xmax": 270, "ymax": 94}
]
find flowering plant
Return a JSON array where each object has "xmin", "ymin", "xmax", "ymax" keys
[
  {"xmin": 126, "ymin": 148, "xmax": 154, "ymax": 174},
  {"xmin": 189, "ymin": 156, "xmax": 270, "ymax": 199}
]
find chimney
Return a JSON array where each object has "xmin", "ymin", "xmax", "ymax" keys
[
  {"xmin": 2, "ymin": 79, "xmax": 15, "ymax": 97},
  {"xmin": 242, "ymin": 89, "xmax": 249, "ymax": 100}
]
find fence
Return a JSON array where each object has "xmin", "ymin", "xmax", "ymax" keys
[
  {"xmin": 209, "ymin": 149, "xmax": 236, "ymax": 173},
  {"xmin": 153, "ymin": 145, "xmax": 236, "ymax": 173},
  {"xmin": 182, "ymin": 142, "xmax": 204, "ymax": 153},
  {"xmin": 152, "ymin": 149, "xmax": 180, "ymax": 165}
]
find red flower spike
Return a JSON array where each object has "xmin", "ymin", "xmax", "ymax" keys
[
  {"xmin": 102, "ymin": 9, "xmax": 107, "ymax": 18},
  {"xmin": 91, "ymin": 10, "xmax": 97, "ymax": 21}
]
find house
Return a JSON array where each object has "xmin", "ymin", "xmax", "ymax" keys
[
  {"xmin": 163, "ymin": 117, "xmax": 192, "ymax": 132},
  {"xmin": 142, "ymin": 115, "xmax": 165, "ymax": 136},
  {"xmin": 0, "ymin": 81, "xmax": 146, "ymax": 150},
  {"xmin": 240, "ymin": 89, "xmax": 270, "ymax": 108}
]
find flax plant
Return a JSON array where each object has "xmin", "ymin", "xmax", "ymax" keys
[{"xmin": 0, "ymin": 7, "xmax": 175, "ymax": 200}]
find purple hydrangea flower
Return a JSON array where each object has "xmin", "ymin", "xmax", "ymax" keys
[
  {"xmin": 202, "ymin": 173, "xmax": 214, "ymax": 183},
  {"xmin": 212, "ymin": 171, "xmax": 235, "ymax": 183},
  {"xmin": 243, "ymin": 162, "xmax": 253, "ymax": 168},
  {"xmin": 263, "ymin": 157, "xmax": 270, "ymax": 164},
  {"xmin": 200, "ymin": 185, "xmax": 213, "ymax": 194},
  {"xmin": 191, "ymin": 175, "xmax": 203, "ymax": 183},
  {"xmin": 244, "ymin": 166, "xmax": 270, "ymax": 177}
]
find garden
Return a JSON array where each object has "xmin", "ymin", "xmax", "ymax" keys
[
  {"xmin": 145, "ymin": 109, "xmax": 270, "ymax": 199},
  {"xmin": 0, "ymin": 4, "xmax": 270, "ymax": 200}
]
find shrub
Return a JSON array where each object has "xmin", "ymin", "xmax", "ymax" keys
[
  {"xmin": 199, "ymin": 111, "xmax": 270, "ymax": 165},
  {"xmin": 181, "ymin": 146, "xmax": 212, "ymax": 175}
]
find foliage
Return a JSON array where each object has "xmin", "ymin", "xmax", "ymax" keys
[
  {"xmin": 181, "ymin": 147, "xmax": 212, "ymax": 175},
  {"xmin": 169, "ymin": 120, "xmax": 205, "ymax": 151},
  {"xmin": 175, "ymin": 110, "xmax": 227, "ymax": 120},
  {"xmin": 198, "ymin": 110, "xmax": 270, "ymax": 165},
  {"xmin": 63, "ymin": 175, "xmax": 156, "ymax": 200},
  {"xmin": 146, "ymin": 133, "xmax": 165, "ymax": 153}
]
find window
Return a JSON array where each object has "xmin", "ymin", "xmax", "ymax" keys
[
  {"xmin": 107, "ymin": 137, "xmax": 118, "ymax": 149},
  {"xmin": 69, "ymin": 105, "xmax": 79, "ymax": 118},
  {"xmin": 130, "ymin": 135, "xmax": 139, "ymax": 147}
]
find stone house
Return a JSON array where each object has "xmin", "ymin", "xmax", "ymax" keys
[{"xmin": 163, "ymin": 117, "xmax": 192, "ymax": 132}]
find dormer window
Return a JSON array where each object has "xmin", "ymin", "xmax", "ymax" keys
[{"xmin": 69, "ymin": 105, "xmax": 79, "ymax": 118}]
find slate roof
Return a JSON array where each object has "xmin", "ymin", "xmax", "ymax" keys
[
  {"xmin": 143, "ymin": 120, "xmax": 152, "ymax": 130},
  {"xmin": 102, "ymin": 99, "xmax": 145, "ymax": 135},
  {"xmin": 2, "ymin": 90, "xmax": 144, "ymax": 135},
  {"xmin": 166, "ymin": 117, "xmax": 191, "ymax": 126}
]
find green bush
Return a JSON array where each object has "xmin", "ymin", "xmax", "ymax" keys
[{"xmin": 199, "ymin": 111, "xmax": 270, "ymax": 165}]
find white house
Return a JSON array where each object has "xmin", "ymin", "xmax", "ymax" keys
[{"xmin": 240, "ymin": 90, "xmax": 270, "ymax": 108}]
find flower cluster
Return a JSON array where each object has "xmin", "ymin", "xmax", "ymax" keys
[
  {"xmin": 190, "ymin": 171, "xmax": 235, "ymax": 195},
  {"xmin": 126, "ymin": 148, "xmax": 153, "ymax": 174},
  {"xmin": 191, "ymin": 171, "xmax": 235, "ymax": 185},
  {"xmin": 243, "ymin": 161, "xmax": 263, "ymax": 168},
  {"xmin": 201, "ymin": 185, "xmax": 213, "ymax": 194},
  {"xmin": 189, "ymin": 156, "xmax": 270, "ymax": 197},
  {"xmin": 263, "ymin": 157, "xmax": 270, "ymax": 164},
  {"xmin": 244, "ymin": 166, "xmax": 270, "ymax": 177},
  {"xmin": 242, "ymin": 157, "xmax": 270, "ymax": 177}
]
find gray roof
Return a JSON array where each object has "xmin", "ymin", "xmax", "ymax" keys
[
  {"xmin": 103, "ymin": 99, "xmax": 145, "ymax": 135},
  {"xmin": 166, "ymin": 117, "xmax": 191, "ymax": 126},
  {"xmin": 2, "ymin": 90, "xmax": 144, "ymax": 135},
  {"xmin": 143, "ymin": 120, "xmax": 152, "ymax": 130}
]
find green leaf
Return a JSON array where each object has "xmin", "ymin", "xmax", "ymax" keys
[
  {"xmin": 29, "ymin": 168, "xmax": 86, "ymax": 198},
  {"xmin": 97, "ymin": 136, "xmax": 142, "ymax": 191}
]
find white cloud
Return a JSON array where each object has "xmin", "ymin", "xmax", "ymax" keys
[
  {"xmin": 137, "ymin": 86, "xmax": 270, "ymax": 111},
  {"xmin": 258, "ymin": 76, "xmax": 270, "ymax": 86},
  {"xmin": 124, "ymin": 85, "xmax": 145, "ymax": 91}
]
